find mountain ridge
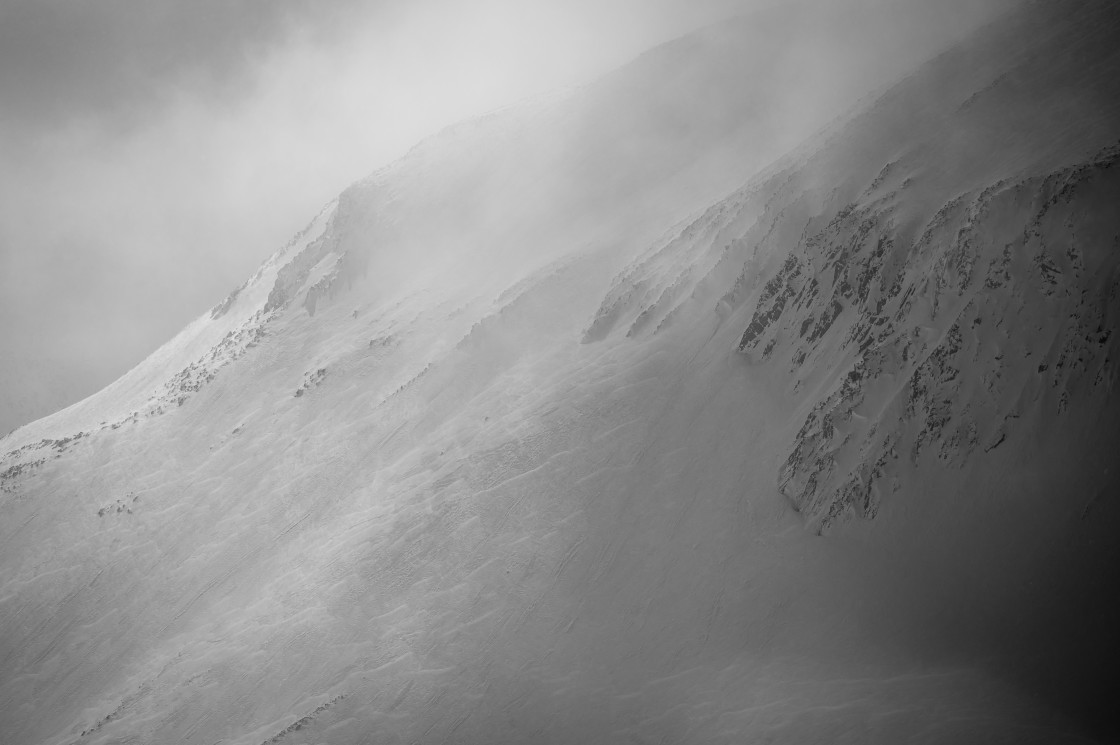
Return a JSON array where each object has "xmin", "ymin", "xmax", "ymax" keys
[{"xmin": 1, "ymin": 1, "xmax": 1118, "ymax": 742}]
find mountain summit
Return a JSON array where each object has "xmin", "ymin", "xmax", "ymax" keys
[{"xmin": 2, "ymin": 1, "xmax": 1118, "ymax": 743}]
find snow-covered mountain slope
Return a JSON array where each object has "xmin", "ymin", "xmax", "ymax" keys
[
  {"xmin": 0, "ymin": 5, "xmax": 843, "ymax": 456},
  {"xmin": 592, "ymin": 0, "xmax": 1120, "ymax": 527},
  {"xmin": 586, "ymin": 0, "xmax": 1120, "ymax": 727},
  {"xmin": 0, "ymin": 1, "xmax": 954, "ymax": 458},
  {"xmin": 1, "ymin": 201, "xmax": 338, "ymax": 456},
  {"xmin": 2, "ymin": 1, "xmax": 1119, "ymax": 744}
]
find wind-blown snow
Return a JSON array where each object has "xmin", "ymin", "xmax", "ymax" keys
[{"xmin": 1, "ymin": 1, "xmax": 1118, "ymax": 743}]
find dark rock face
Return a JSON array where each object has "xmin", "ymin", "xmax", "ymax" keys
[
  {"xmin": 264, "ymin": 232, "xmax": 338, "ymax": 314},
  {"xmin": 589, "ymin": 138, "xmax": 1120, "ymax": 533},
  {"xmin": 749, "ymin": 146, "xmax": 1120, "ymax": 529},
  {"xmin": 583, "ymin": 0, "xmax": 1120, "ymax": 538}
]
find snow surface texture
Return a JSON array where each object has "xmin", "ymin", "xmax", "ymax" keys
[{"xmin": 2, "ymin": 1, "xmax": 1119, "ymax": 743}]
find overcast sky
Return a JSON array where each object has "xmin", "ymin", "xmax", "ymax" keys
[{"xmin": 0, "ymin": 0, "xmax": 1012, "ymax": 411}]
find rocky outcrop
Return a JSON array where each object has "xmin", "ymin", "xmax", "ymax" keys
[
  {"xmin": 756, "ymin": 146, "xmax": 1120, "ymax": 529},
  {"xmin": 263, "ymin": 234, "xmax": 338, "ymax": 314},
  {"xmin": 578, "ymin": 1, "xmax": 1120, "ymax": 540}
]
